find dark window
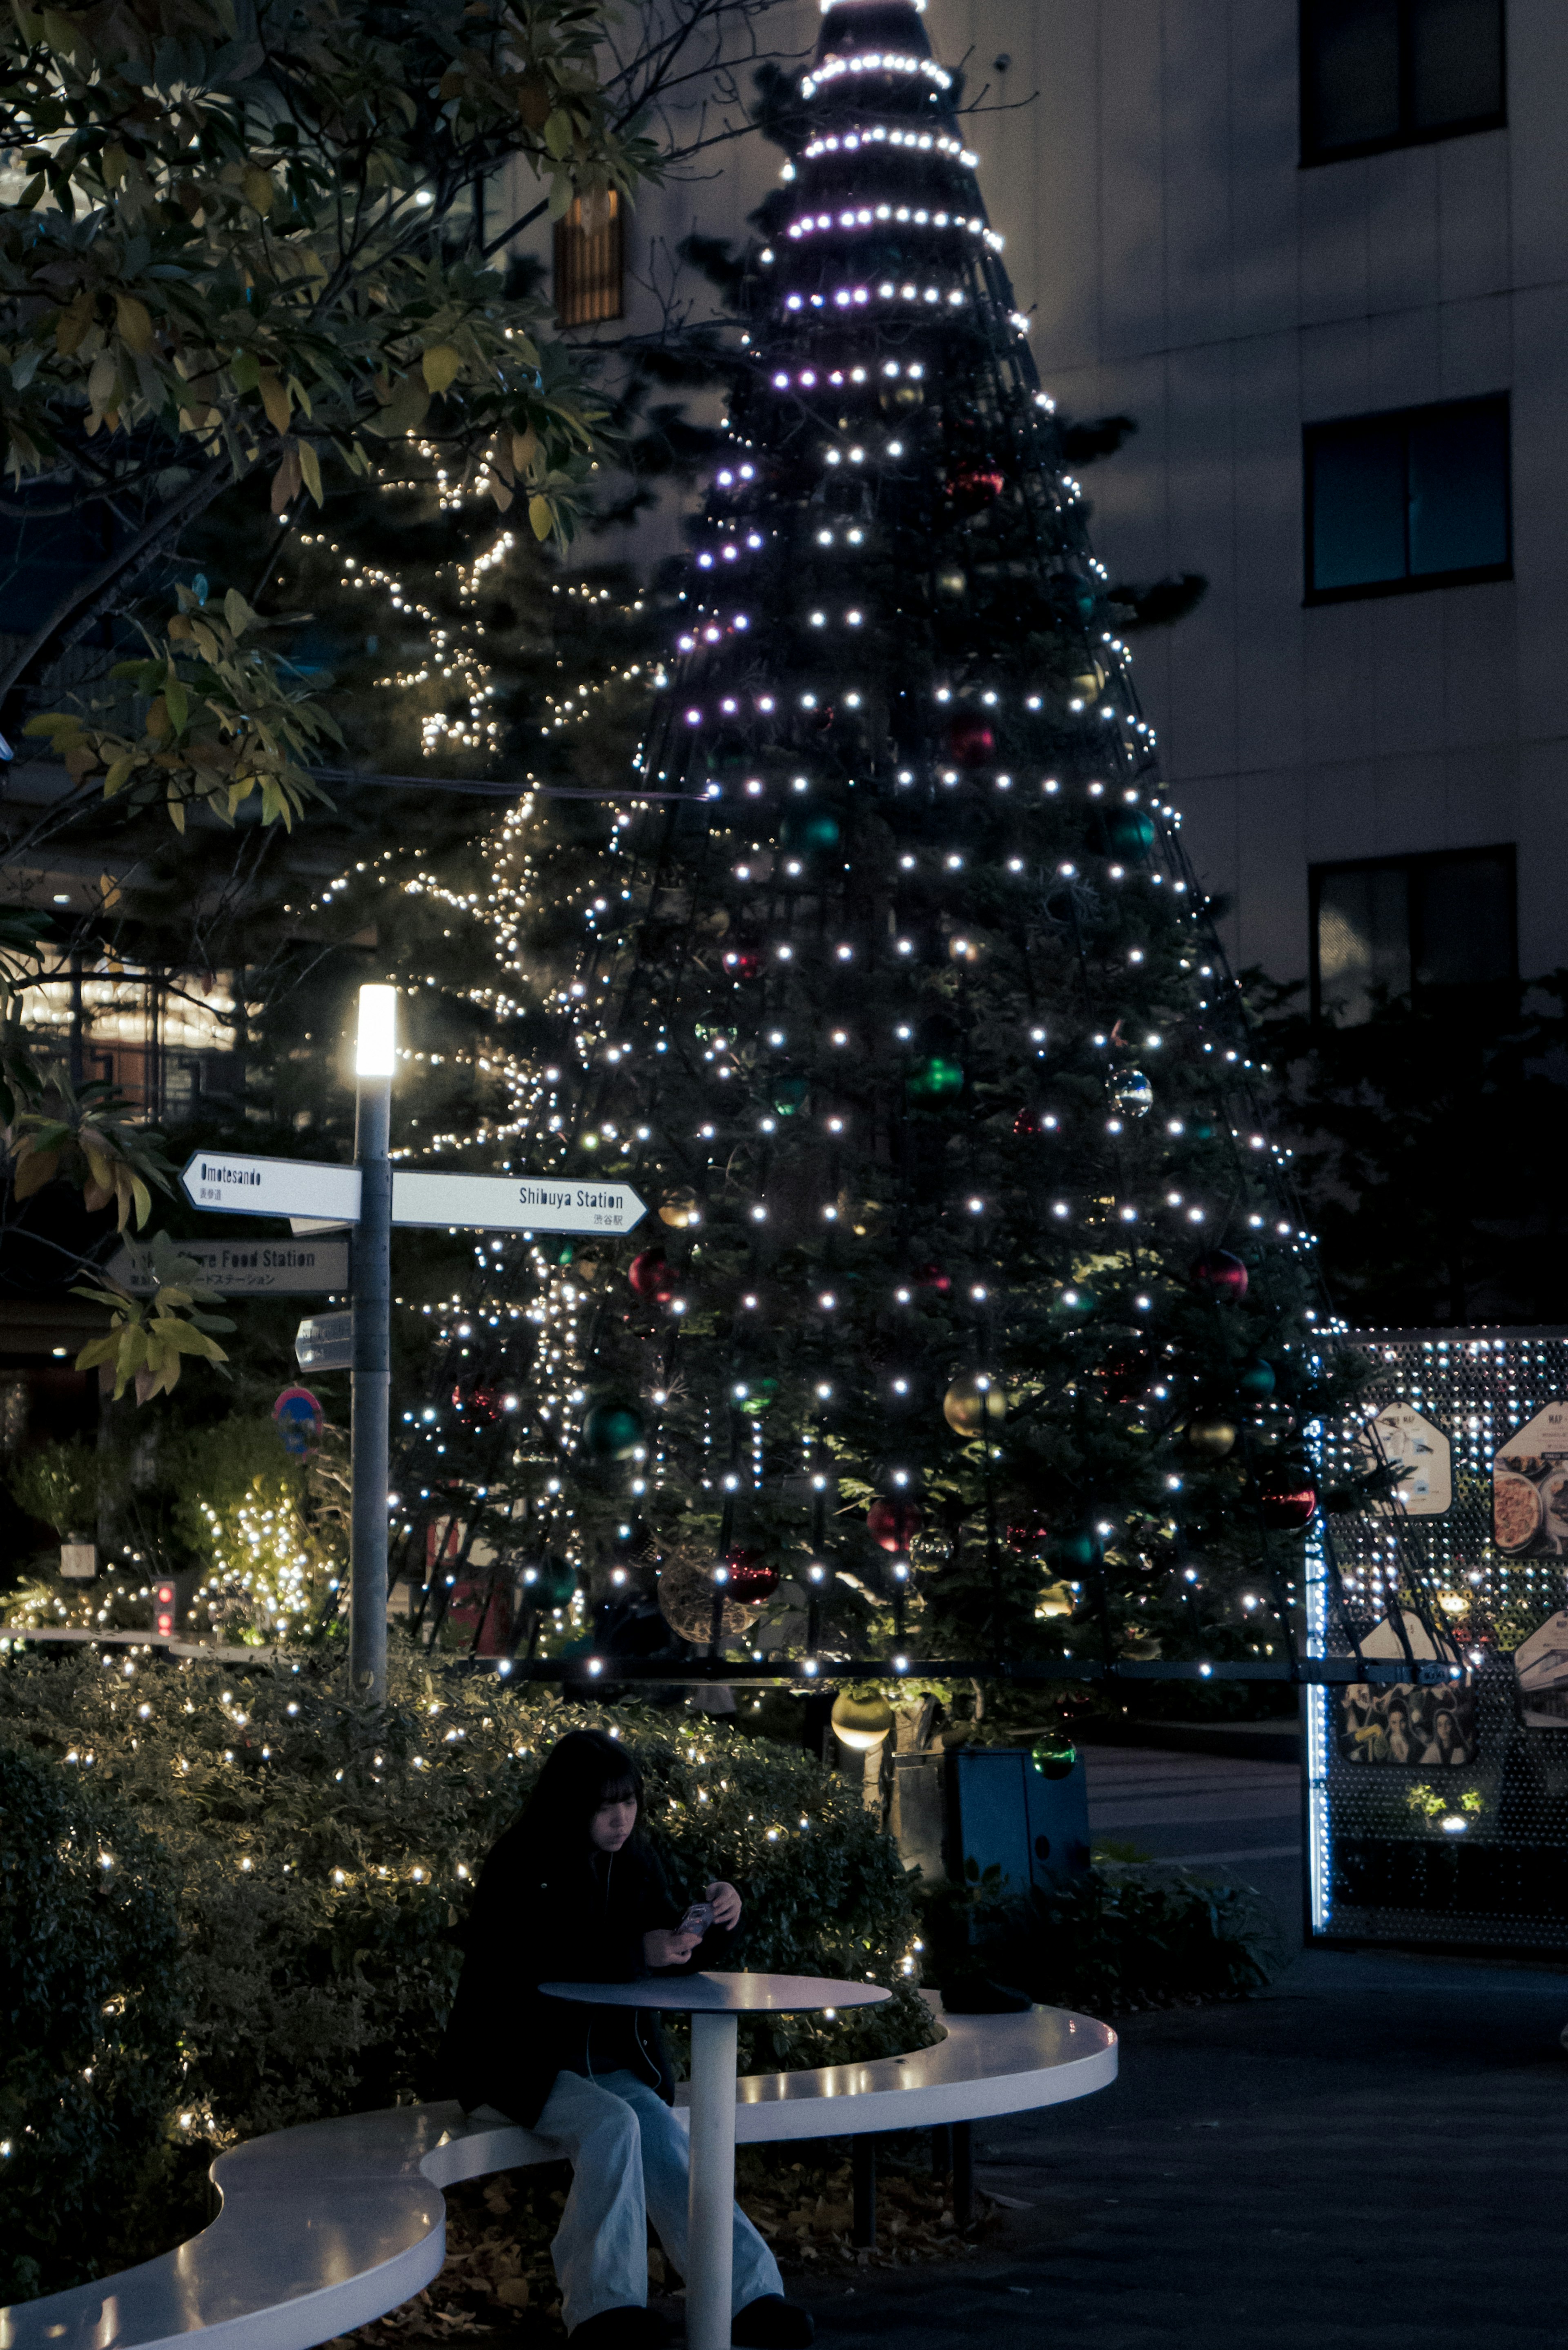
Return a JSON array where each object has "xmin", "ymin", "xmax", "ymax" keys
[
  {"xmin": 1301, "ymin": 0, "xmax": 1504, "ymax": 163},
  {"xmin": 553, "ymin": 190, "xmax": 624, "ymax": 326},
  {"xmin": 1305, "ymin": 396, "xmax": 1510, "ymax": 600},
  {"xmin": 1312, "ymin": 846, "xmax": 1515, "ymax": 1022}
]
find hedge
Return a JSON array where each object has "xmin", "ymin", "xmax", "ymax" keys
[{"xmin": 0, "ymin": 1648, "xmax": 936, "ymax": 2296}]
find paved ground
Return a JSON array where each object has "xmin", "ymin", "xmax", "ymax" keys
[
  {"xmin": 1083, "ymin": 1742, "xmax": 1304, "ymax": 1927},
  {"xmin": 785, "ymin": 1744, "xmax": 1568, "ymax": 2350}
]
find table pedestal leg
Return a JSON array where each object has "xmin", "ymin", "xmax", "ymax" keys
[{"xmin": 686, "ymin": 2010, "xmax": 738, "ymax": 2350}]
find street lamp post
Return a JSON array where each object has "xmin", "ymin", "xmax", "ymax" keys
[{"xmin": 350, "ymin": 984, "xmax": 396, "ymax": 1703}]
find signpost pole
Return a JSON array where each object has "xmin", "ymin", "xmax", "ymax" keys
[{"xmin": 350, "ymin": 986, "xmax": 396, "ymax": 1704}]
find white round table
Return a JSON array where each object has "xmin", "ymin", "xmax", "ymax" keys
[{"xmin": 539, "ymin": 1971, "xmax": 889, "ymax": 2350}]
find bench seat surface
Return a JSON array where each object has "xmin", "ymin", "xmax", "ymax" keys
[{"xmin": 0, "ymin": 2000, "xmax": 1115, "ymax": 2350}]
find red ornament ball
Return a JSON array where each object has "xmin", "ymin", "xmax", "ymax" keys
[
  {"xmin": 946, "ymin": 715, "xmax": 995, "ymax": 768},
  {"xmin": 914, "ymin": 1262, "xmax": 952, "ymax": 1295},
  {"xmin": 451, "ymin": 1380, "xmax": 505, "ymax": 1423},
  {"xmin": 867, "ymin": 1497, "xmax": 924, "ymax": 1552},
  {"xmin": 1099, "ymin": 1344, "xmax": 1150, "ymax": 1403},
  {"xmin": 1006, "ymin": 1520, "xmax": 1049, "ymax": 1555},
  {"xmin": 628, "ymin": 1248, "xmax": 677, "ymax": 1305},
  {"xmin": 947, "ymin": 463, "xmax": 1005, "ymax": 512},
  {"xmin": 1256, "ymin": 1475, "xmax": 1316, "ymax": 1532},
  {"xmin": 1191, "ymin": 1248, "xmax": 1249, "ymax": 1301},
  {"xmin": 722, "ymin": 1547, "xmax": 778, "ymax": 1602}
]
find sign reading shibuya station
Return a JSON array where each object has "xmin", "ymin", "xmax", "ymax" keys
[
  {"xmin": 391, "ymin": 1171, "xmax": 646, "ymax": 1236},
  {"xmin": 110, "ymin": 1236, "xmax": 350, "ymax": 1296},
  {"xmin": 182, "ymin": 1150, "xmax": 645, "ymax": 1238}
]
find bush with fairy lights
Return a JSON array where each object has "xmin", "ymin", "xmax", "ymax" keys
[
  {"xmin": 4, "ymin": 1418, "xmax": 348, "ymax": 1647},
  {"xmin": 0, "ymin": 1646, "xmax": 934, "ymax": 2295}
]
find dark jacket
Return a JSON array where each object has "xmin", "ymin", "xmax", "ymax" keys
[{"xmin": 437, "ymin": 1826, "xmax": 729, "ymax": 2129}]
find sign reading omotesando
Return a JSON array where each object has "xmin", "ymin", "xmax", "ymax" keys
[
  {"xmin": 181, "ymin": 1152, "xmax": 363, "ymax": 1223},
  {"xmin": 109, "ymin": 1237, "xmax": 350, "ymax": 1296},
  {"xmin": 181, "ymin": 1151, "xmax": 646, "ymax": 1238}
]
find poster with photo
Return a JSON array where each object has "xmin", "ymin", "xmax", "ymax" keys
[
  {"xmin": 1513, "ymin": 1610, "xmax": 1568, "ymax": 1730},
  {"xmin": 1356, "ymin": 1401, "xmax": 1452, "ymax": 1516},
  {"xmin": 1493, "ymin": 1404, "xmax": 1568, "ymax": 1558},
  {"xmin": 1337, "ymin": 1610, "xmax": 1474, "ymax": 1765},
  {"xmin": 1339, "ymin": 1680, "xmax": 1477, "ymax": 1765}
]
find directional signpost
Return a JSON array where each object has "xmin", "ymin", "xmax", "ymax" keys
[
  {"xmin": 295, "ymin": 1310, "xmax": 354, "ymax": 1373},
  {"xmin": 391, "ymin": 1171, "xmax": 646, "ymax": 1235},
  {"xmin": 183, "ymin": 1152, "xmax": 363, "ymax": 1224},
  {"xmin": 110, "ymin": 1236, "xmax": 350, "ymax": 1296},
  {"xmin": 177, "ymin": 1042, "xmax": 647, "ymax": 1706},
  {"xmin": 180, "ymin": 1154, "xmax": 646, "ymax": 1240}
]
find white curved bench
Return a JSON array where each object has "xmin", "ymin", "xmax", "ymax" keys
[{"xmin": 0, "ymin": 1999, "xmax": 1116, "ymax": 2350}]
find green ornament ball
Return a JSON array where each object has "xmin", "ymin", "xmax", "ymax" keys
[
  {"xmin": 1047, "ymin": 1529, "xmax": 1101, "ymax": 1575},
  {"xmin": 582, "ymin": 1400, "xmax": 646, "ymax": 1458},
  {"xmin": 772, "ymin": 1076, "xmax": 808, "ymax": 1116},
  {"xmin": 1238, "ymin": 1357, "xmax": 1276, "ymax": 1401},
  {"xmin": 780, "ymin": 807, "xmax": 841, "ymax": 855},
  {"xmin": 526, "ymin": 1555, "xmax": 577, "ymax": 1610},
  {"xmin": 907, "ymin": 1054, "xmax": 965, "ymax": 1103},
  {"xmin": 1104, "ymin": 805, "xmax": 1157, "ymax": 860},
  {"xmin": 1030, "ymin": 1735, "xmax": 1078, "ymax": 1781}
]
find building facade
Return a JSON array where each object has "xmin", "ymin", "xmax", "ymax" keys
[{"xmin": 902, "ymin": 0, "xmax": 1566, "ymax": 1001}]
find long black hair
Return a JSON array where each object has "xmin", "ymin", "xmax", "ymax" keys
[{"xmin": 515, "ymin": 1727, "xmax": 645, "ymax": 1860}]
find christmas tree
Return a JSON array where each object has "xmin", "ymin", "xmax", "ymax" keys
[{"xmin": 387, "ymin": 0, "xmax": 1345, "ymax": 1692}]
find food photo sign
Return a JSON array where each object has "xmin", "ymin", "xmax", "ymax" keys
[{"xmin": 1492, "ymin": 1404, "xmax": 1568, "ymax": 1558}]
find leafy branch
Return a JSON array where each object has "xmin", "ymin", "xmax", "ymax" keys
[
  {"xmin": 72, "ymin": 1228, "xmax": 235, "ymax": 1403},
  {"xmin": 23, "ymin": 581, "xmax": 339, "ymax": 829}
]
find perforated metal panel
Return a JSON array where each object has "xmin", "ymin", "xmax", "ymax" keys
[{"xmin": 1308, "ymin": 1330, "xmax": 1568, "ymax": 1950}]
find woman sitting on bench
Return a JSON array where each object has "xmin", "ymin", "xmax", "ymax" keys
[{"xmin": 440, "ymin": 1727, "xmax": 812, "ymax": 2350}]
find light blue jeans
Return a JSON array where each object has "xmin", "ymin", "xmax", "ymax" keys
[{"xmin": 535, "ymin": 2067, "xmax": 783, "ymax": 2333}]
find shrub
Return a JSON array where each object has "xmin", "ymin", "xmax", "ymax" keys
[
  {"xmin": 920, "ymin": 1858, "xmax": 1282, "ymax": 2016},
  {"xmin": 0, "ymin": 1746, "xmax": 189, "ymax": 2302},
  {"xmin": 0, "ymin": 1648, "xmax": 936, "ymax": 2290}
]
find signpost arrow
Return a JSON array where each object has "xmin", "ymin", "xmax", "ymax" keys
[
  {"xmin": 111, "ymin": 1237, "xmax": 350, "ymax": 1296},
  {"xmin": 181, "ymin": 1151, "xmax": 647, "ymax": 1237},
  {"xmin": 390, "ymin": 1171, "xmax": 646, "ymax": 1236},
  {"xmin": 295, "ymin": 1310, "xmax": 354, "ymax": 1373},
  {"xmin": 182, "ymin": 1152, "xmax": 362, "ymax": 1224}
]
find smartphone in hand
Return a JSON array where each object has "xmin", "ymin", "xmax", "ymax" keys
[{"xmin": 678, "ymin": 1900, "xmax": 715, "ymax": 1938}]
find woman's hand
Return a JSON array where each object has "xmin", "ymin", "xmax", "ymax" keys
[
  {"xmin": 706, "ymin": 1880, "xmax": 742, "ymax": 1929},
  {"xmin": 644, "ymin": 1927, "xmax": 700, "ymax": 1969}
]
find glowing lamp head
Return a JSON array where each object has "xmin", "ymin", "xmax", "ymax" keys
[{"xmin": 356, "ymin": 985, "xmax": 398, "ymax": 1079}]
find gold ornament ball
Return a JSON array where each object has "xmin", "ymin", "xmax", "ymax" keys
[
  {"xmin": 831, "ymin": 1691, "xmax": 895, "ymax": 1751},
  {"xmin": 656, "ymin": 1551, "xmax": 752, "ymax": 1644},
  {"xmin": 1034, "ymin": 1579, "xmax": 1076, "ymax": 1619},
  {"xmin": 1120, "ymin": 1626, "xmax": 1164, "ymax": 1662},
  {"xmin": 659, "ymin": 1185, "xmax": 701, "ymax": 1230},
  {"xmin": 1185, "ymin": 1416, "xmax": 1238, "ymax": 1458},
  {"xmin": 943, "ymin": 1374, "xmax": 1007, "ymax": 1436}
]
